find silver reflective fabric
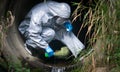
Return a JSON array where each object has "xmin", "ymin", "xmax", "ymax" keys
[
  {"xmin": 18, "ymin": 1, "xmax": 85, "ymax": 57},
  {"xmin": 55, "ymin": 29, "xmax": 85, "ymax": 57}
]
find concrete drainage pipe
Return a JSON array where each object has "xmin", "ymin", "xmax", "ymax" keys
[
  {"xmin": 1, "ymin": 0, "xmax": 82, "ymax": 72},
  {"xmin": 3, "ymin": 20, "xmax": 82, "ymax": 71}
]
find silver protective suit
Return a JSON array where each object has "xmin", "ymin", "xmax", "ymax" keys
[{"xmin": 18, "ymin": 1, "xmax": 85, "ymax": 57}]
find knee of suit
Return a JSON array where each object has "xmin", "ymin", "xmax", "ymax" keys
[{"xmin": 41, "ymin": 27, "xmax": 55, "ymax": 42}]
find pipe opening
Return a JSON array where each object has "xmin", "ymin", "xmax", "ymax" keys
[{"xmin": 2, "ymin": 0, "xmax": 92, "ymax": 71}]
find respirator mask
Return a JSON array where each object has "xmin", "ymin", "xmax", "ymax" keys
[{"xmin": 55, "ymin": 16, "xmax": 73, "ymax": 32}]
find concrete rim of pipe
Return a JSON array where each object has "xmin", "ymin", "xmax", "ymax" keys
[{"xmin": 2, "ymin": 21, "xmax": 82, "ymax": 71}]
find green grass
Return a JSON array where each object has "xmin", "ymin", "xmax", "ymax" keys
[{"xmin": 71, "ymin": 0, "xmax": 120, "ymax": 72}]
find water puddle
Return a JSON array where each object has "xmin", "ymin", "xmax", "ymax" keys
[{"xmin": 51, "ymin": 67, "xmax": 65, "ymax": 72}]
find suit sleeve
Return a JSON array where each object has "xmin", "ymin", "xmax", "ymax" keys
[{"xmin": 21, "ymin": 11, "xmax": 49, "ymax": 49}]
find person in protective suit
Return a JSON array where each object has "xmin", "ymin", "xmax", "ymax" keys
[{"xmin": 19, "ymin": 1, "xmax": 85, "ymax": 59}]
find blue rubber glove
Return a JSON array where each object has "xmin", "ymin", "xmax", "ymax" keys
[
  {"xmin": 45, "ymin": 46, "xmax": 54, "ymax": 58},
  {"xmin": 64, "ymin": 22, "xmax": 73, "ymax": 32}
]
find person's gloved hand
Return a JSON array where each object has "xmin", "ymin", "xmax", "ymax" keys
[
  {"xmin": 64, "ymin": 22, "xmax": 73, "ymax": 32},
  {"xmin": 45, "ymin": 46, "xmax": 54, "ymax": 58}
]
